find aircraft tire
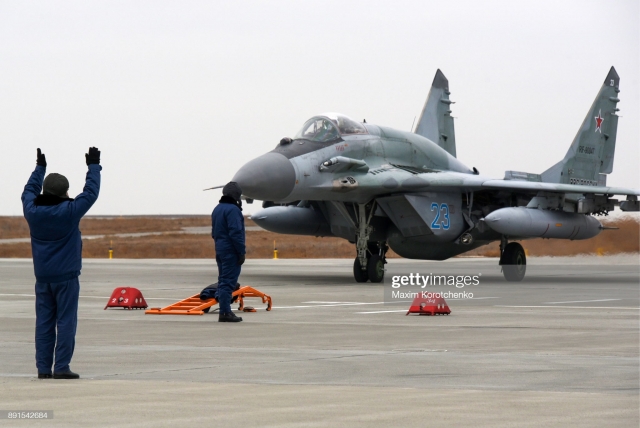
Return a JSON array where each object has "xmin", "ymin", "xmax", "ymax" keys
[
  {"xmin": 367, "ymin": 254, "xmax": 385, "ymax": 283},
  {"xmin": 353, "ymin": 258, "xmax": 369, "ymax": 283},
  {"xmin": 501, "ymin": 242, "xmax": 526, "ymax": 282}
]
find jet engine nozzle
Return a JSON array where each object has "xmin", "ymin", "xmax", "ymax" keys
[
  {"xmin": 232, "ymin": 152, "xmax": 296, "ymax": 201},
  {"xmin": 484, "ymin": 207, "xmax": 602, "ymax": 240}
]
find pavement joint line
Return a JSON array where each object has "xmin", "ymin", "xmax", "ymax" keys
[
  {"xmin": 274, "ymin": 297, "xmax": 502, "ymax": 309},
  {"xmin": 0, "ymin": 293, "xmax": 177, "ymax": 301},
  {"xmin": 357, "ymin": 310, "xmax": 408, "ymax": 314},
  {"xmin": 86, "ymin": 351, "xmax": 398, "ymax": 379},
  {"xmin": 544, "ymin": 299, "xmax": 622, "ymax": 304},
  {"xmin": 273, "ymin": 302, "xmax": 386, "ymax": 309},
  {"xmin": 495, "ymin": 305, "xmax": 640, "ymax": 309},
  {"xmin": 303, "ymin": 301, "xmax": 363, "ymax": 304}
]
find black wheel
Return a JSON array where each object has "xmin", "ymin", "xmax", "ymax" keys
[
  {"xmin": 353, "ymin": 257, "xmax": 369, "ymax": 283},
  {"xmin": 202, "ymin": 307, "xmax": 210, "ymax": 313},
  {"xmin": 367, "ymin": 254, "xmax": 385, "ymax": 283},
  {"xmin": 501, "ymin": 242, "xmax": 526, "ymax": 282}
]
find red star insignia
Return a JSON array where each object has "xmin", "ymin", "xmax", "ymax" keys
[{"xmin": 594, "ymin": 110, "xmax": 603, "ymax": 133}]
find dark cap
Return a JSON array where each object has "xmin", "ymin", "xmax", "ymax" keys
[
  {"xmin": 222, "ymin": 181, "xmax": 242, "ymax": 202},
  {"xmin": 43, "ymin": 173, "xmax": 69, "ymax": 197}
]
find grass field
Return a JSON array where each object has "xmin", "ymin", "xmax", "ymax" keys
[{"xmin": 0, "ymin": 215, "xmax": 637, "ymax": 259}]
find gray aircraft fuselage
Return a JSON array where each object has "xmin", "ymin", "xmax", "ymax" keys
[
  {"xmin": 233, "ymin": 121, "xmax": 499, "ymax": 260},
  {"xmin": 227, "ymin": 68, "xmax": 638, "ymax": 281}
]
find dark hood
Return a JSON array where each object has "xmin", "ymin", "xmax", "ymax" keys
[
  {"xmin": 34, "ymin": 194, "xmax": 74, "ymax": 206},
  {"xmin": 219, "ymin": 195, "xmax": 242, "ymax": 211}
]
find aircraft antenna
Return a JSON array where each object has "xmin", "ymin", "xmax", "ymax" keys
[
  {"xmin": 410, "ymin": 116, "xmax": 416, "ymax": 132},
  {"xmin": 203, "ymin": 185, "xmax": 225, "ymax": 191}
]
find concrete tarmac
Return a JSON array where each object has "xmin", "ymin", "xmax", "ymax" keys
[{"xmin": 0, "ymin": 256, "xmax": 638, "ymax": 427}]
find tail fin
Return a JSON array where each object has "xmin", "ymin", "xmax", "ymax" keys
[
  {"xmin": 414, "ymin": 69, "xmax": 457, "ymax": 157},
  {"xmin": 541, "ymin": 67, "xmax": 621, "ymax": 186}
]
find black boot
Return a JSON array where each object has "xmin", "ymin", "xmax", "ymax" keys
[
  {"xmin": 53, "ymin": 370, "xmax": 80, "ymax": 379},
  {"xmin": 218, "ymin": 312, "xmax": 243, "ymax": 323},
  {"xmin": 38, "ymin": 373, "xmax": 52, "ymax": 379}
]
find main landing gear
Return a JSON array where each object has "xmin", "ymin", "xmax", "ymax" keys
[
  {"xmin": 499, "ymin": 237, "xmax": 526, "ymax": 282},
  {"xmin": 352, "ymin": 202, "xmax": 387, "ymax": 283}
]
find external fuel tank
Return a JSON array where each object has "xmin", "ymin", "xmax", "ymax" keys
[
  {"xmin": 483, "ymin": 207, "xmax": 602, "ymax": 240},
  {"xmin": 251, "ymin": 206, "xmax": 332, "ymax": 236}
]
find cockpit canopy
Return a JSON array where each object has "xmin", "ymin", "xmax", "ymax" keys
[{"xmin": 294, "ymin": 113, "xmax": 368, "ymax": 143}]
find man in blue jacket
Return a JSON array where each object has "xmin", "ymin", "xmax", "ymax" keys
[
  {"xmin": 211, "ymin": 182, "xmax": 245, "ymax": 323},
  {"xmin": 22, "ymin": 147, "xmax": 101, "ymax": 379}
]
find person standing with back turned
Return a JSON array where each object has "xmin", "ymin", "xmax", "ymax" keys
[
  {"xmin": 22, "ymin": 147, "xmax": 101, "ymax": 379},
  {"xmin": 211, "ymin": 182, "xmax": 245, "ymax": 323}
]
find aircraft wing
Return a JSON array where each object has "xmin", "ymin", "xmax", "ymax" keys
[
  {"xmin": 479, "ymin": 180, "xmax": 640, "ymax": 196},
  {"xmin": 396, "ymin": 171, "xmax": 639, "ymax": 196}
]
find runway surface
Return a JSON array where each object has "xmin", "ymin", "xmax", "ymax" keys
[{"xmin": 0, "ymin": 256, "xmax": 638, "ymax": 427}]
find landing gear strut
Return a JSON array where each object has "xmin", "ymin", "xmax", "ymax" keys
[
  {"xmin": 499, "ymin": 237, "xmax": 526, "ymax": 282},
  {"xmin": 352, "ymin": 202, "xmax": 387, "ymax": 283}
]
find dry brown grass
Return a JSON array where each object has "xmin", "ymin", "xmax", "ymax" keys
[
  {"xmin": 0, "ymin": 217, "xmax": 30, "ymax": 239},
  {"xmin": 0, "ymin": 215, "xmax": 637, "ymax": 259},
  {"xmin": 0, "ymin": 216, "xmax": 220, "ymax": 239}
]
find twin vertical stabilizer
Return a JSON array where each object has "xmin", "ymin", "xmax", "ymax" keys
[
  {"xmin": 541, "ymin": 67, "xmax": 621, "ymax": 185},
  {"xmin": 414, "ymin": 69, "xmax": 457, "ymax": 157}
]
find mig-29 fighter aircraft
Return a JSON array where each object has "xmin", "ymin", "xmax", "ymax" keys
[{"xmin": 227, "ymin": 67, "xmax": 639, "ymax": 282}]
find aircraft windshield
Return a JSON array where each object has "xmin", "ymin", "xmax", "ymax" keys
[
  {"xmin": 324, "ymin": 113, "xmax": 368, "ymax": 136},
  {"xmin": 294, "ymin": 113, "xmax": 367, "ymax": 142},
  {"xmin": 294, "ymin": 118, "xmax": 340, "ymax": 142}
]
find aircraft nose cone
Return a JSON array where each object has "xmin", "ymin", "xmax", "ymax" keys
[{"xmin": 232, "ymin": 152, "xmax": 296, "ymax": 201}]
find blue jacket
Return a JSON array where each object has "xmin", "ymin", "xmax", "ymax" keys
[
  {"xmin": 22, "ymin": 164, "xmax": 101, "ymax": 282},
  {"xmin": 211, "ymin": 197, "xmax": 245, "ymax": 257}
]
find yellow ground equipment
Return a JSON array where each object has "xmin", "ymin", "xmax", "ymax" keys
[{"xmin": 145, "ymin": 286, "xmax": 272, "ymax": 315}]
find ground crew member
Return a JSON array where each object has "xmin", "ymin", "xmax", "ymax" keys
[
  {"xmin": 211, "ymin": 182, "xmax": 245, "ymax": 323},
  {"xmin": 22, "ymin": 147, "xmax": 101, "ymax": 379}
]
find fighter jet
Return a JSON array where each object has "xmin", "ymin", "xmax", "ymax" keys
[{"xmin": 230, "ymin": 67, "xmax": 639, "ymax": 282}]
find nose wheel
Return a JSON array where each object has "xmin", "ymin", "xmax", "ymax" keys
[
  {"xmin": 353, "ymin": 252, "xmax": 386, "ymax": 283},
  {"xmin": 367, "ymin": 254, "xmax": 385, "ymax": 283},
  {"xmin": 353, "ymin": 257, "xmax": 369, "ymax": 283},
  {"xmin": 353, "ymin": 242, "xmax": 387, "ymax": 283}
]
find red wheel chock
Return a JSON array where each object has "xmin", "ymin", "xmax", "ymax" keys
[
  {"xmin": 145, "ymin": 286, "xmax": 272, "ymax": 315},
  {"xmin": 104, "ymin": 287, "xmax": 148, "ymax": 310},
  {"xmin": 406, "ymin": 293, "xmax": 451, "ymax": 315}
]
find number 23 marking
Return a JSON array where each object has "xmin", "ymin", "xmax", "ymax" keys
[{"xmin": 430, "ymin": 203, "xmax": 450, "ymax": 230}]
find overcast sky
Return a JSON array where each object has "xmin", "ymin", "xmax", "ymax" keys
[{"xmin": 1, "ymin": 0, "xmax": 638, "ymax": 216}]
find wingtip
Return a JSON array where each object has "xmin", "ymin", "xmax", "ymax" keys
[
  {"xmin": 432, "ymin": 69, "xmax": 449, "ymax": 90},
  {"xmin": 605, "ymin": 66, "xmax": 620, "ymax": 87}
]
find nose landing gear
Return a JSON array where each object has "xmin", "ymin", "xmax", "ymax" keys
[
  {"xmin": 352, "ymin": 202, "xmax": 387, "ymax": 283},
  {"xmin": 353, "ymin": 242, "xmax": 387, "ymax": 283}
]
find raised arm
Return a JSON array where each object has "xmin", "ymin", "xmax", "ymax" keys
[
  {"xmin": 72, "ymin": 147, "xmax": 101, "ymax": 219},
  {"xmin": 21, "ymin": 149, "xmax": 47, "ymax": 211}
]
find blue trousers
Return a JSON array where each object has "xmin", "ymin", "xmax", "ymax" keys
[
  {"xmin": 215, "ymin": 254, "xmax": 241, "ymax": 314},
  {"xmin": 35, "ymin": 277, "xmax": 79, "ymax": 374}
]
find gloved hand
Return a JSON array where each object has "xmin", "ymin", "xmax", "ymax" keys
[
  {"xmin": 36, "ymin": 148, "xmax": 47, "ymax": 167},
  {"xmin": 85, "ymin": 147, "xmax": 100, "ymax": 165},
  {"xmin": 238, "ymin": 255, "xmax": 246, "ymax": 266}
]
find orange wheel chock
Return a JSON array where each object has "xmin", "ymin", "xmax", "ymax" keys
[{"xmin": 145, "ymin": 286, "xmax": 272, "ymax": 315}]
